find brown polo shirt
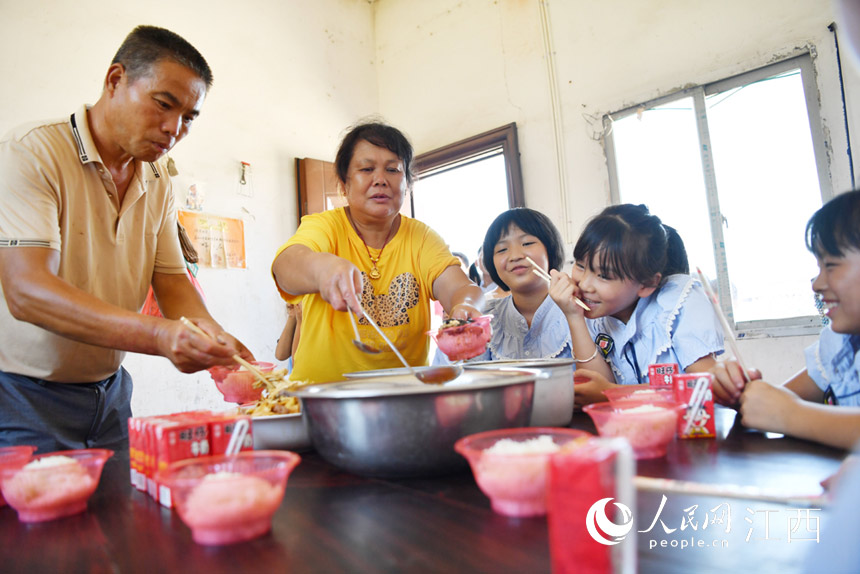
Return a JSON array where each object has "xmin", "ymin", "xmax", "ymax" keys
[{"xmin": 0, "ymin": 105, "xmax": 186, "ymax": 382}]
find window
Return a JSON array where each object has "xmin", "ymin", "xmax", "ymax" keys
[
  {"xmin": 604, "ymin": 54, "xmax": 832, "ymax": 336},
  {"xmin": 411, "ymin": 123, "xmax": 525, "ymax": 266}
]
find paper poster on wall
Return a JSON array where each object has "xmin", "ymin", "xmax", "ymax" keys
[{"xmin": 178, "ymin": 210, "xmax": 246, "ymax": 269}]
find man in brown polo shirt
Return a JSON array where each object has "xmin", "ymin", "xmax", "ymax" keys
[{"xmin": 0, "ymin": 26, "xmax": 252, "ymax": 453}]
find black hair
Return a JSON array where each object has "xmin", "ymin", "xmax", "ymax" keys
[
  {"xmin": 334, "ymin": 120, "xmax": 415, "ymax": 186},
  {"xmin": 805, "ymin": 189, "xmax": 860, "ymax": 257},
  {"xmin": 468, "ymin": 262, "xmax": 482, "ymax": 285},
  {"xmin": 572, "ymin": 203, "xmax": 689, "ymax": 287},
  {"xmin": 482, "ymin": 208, "xmax": 565, "ymax": 292},
  {"xmin": 111, "ymin": 25, "xmax": 213, "ymax": 89}
]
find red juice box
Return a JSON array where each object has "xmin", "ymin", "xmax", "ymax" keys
[
  {"xmin": 672, "ymin": 372, "xmax": 716, "ymax": 439},
  {"xmin": 128, "ymin": 418, "xmax": 138, "ymax": 488},
  {"xmin": 155, "ymin": 415, "xmax": 210, "ymax": 507},
  {"xmin": 209, "ymin": 413, "xmax": 254, "ymax": 455},
  {"xmin": 648, "ymin": 363, "xmax": 678, "ymax": 389},
  {"xmin": 143, "ymin": 417, "xmax": 160, "ymax": 499},
  {"xmin": 128, "ymin": 417, "xmax": 147, "ymax": 490}
]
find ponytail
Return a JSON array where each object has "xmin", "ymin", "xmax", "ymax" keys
[
  {"xmin": 573, "ymin": 203, "xmax": 689, "ymax": 288},
  {"xmin": 662, "ymin": 224, "xmax": 689, "ymax": 277}
]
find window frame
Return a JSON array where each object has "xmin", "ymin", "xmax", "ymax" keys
[
  {"xmin": 603, "ymin": 53, "xmax": 832, "ymax": 338},
  {"xmin": 412, "ymin": 123, "xmax": 525, "ymax": 215}
]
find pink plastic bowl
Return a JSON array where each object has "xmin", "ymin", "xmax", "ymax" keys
[
  {"xmin": 208, "ymin": 361, "xmax": 275, "ymax": 404},
  {"xmin": 157, "ymin": 450, "xmax": 301, "ymax": 546},
  {"xmin": 455, "ymin": 427, "xmax": 592, "ymax": 517},
  {"xmin": 0, "ymin": 446, "xmax": 37, "ymax": 507},
  {"xmin": 0, "ymin": 448, "xmax": 113, "ymax": 522},
  {"xmin": 432, "ymin": 316, "xmax": 492, "ymax": 362},
  {"xmin": 583, "ymin": 400, "xmax": 684, "ymax": 459},
  {"xmin": 602, "ymin": 386, "xmax": 675, "ymax": 405}
]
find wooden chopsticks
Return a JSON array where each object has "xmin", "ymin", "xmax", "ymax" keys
[
  {"xmin": 525, "ymin": 256, "xmax": 591, "ymax": 311},
  {"xmin": 634, "ymin": 476, "xmax": 827, "ymax": 507},
  {"xmin": 695, "ymin": 268, "xmax": 751, "ymax": 382},
  {"xmin": 179, "ymin": 317, "xmax": 275, "ymax": 388}
]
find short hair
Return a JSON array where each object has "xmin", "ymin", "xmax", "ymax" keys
[
  {"xmin": 573, "ymin": 203, "xmax": 688, "ymax": 287},
  {"xmin": 111, "ymin": 25, "xmax": 213, "ymax": 89},
  {"xmin": 334, "ymin": 120, "xmax": 415, "ymax": 186},
  {"xmin": 806, "ymin": 189, "xmax": 860, "ymax": 257},
  {"xmin": 468, "ymin": 262, "xmax": 482, "ymax": 286},
  {"xmin": 482, "ymin": 208, "xmax": 565, "ymax": 292}
]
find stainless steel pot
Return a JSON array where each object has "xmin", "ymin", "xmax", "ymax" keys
[
  {"xmin": 289, "ymin": 369, "xmax": 537, "ymax": 478},
  {"xmin": 250, "ymin": 413, "xmax": 312, "ymax": 452},
  {"xmin": 465, "ymin": 358, "xmax": 575, "ymax": 427}
]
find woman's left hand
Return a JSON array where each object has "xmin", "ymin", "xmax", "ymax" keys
[
  {"xmin": 434, "ymin": 265, "xmax": 485, "ymax": 321},
  {"xmin": 450, "ymin": 302, "xmax": 482, "ymax": 321}
]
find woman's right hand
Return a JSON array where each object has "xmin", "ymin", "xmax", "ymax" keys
[
  {"xmin": 315, "ymin": 253, "xmax": 364, "ymax": 313},
  {"xmin": 273, "ymin": 246, "xmax": 363, "ymax": 314}
]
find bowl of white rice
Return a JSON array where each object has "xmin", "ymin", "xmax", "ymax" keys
[{"xmin": 454, "ymin": 427, "xmax": 592, "ymax": 517}]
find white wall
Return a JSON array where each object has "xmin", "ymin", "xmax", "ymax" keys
[
  {"xmin": 374, "ymin": 0, "xmax": 855, "ymax": 383},
  {"xmin": 1, "ymin": 0, "xmax": 851, "ymax": 414},
  {"xmin": 0, "ymin": 0, "xmax": 378, "ymax": 416}
]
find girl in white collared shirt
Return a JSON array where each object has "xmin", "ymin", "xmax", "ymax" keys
[{"xmin": 550, "ymin": 204, "xmax": 725, "ymax": 405}]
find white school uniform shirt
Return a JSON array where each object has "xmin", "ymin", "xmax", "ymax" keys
[
  {"xmin": 585, "ymin": 274, "xmax": 725, "ymax": 385},
  {"xmin": 473, "ymin": 294, "xmax": 572, "ymax": 361},
  {"xmin": 805, "ymin": 324, "xmax": 860, "ymax": 406}
]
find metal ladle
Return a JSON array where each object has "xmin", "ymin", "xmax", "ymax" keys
[
  {"xmin": 357, "ymin": 305, "xmax": 463, "ymax": 385},
  {"xmin": 348, "ymin": 311, "xmax": 381, "ymax": 354}
]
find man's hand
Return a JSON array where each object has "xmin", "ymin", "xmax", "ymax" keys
[{"xmin": 158, "ymin": 317, "xmax": 255, "ymax": 373}]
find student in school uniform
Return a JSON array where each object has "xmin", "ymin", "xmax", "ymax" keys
[
  {"xmin": 550, "ymin": 204, "xmax": 725, "ymax": 405},
  {"xmin": 712, "ymin": 190, "xmax": 860, "ymax": 450}
]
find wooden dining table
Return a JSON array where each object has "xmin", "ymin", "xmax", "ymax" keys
[{"xmin": 0, "ymin": 407, "xmax": 846, "ymax": 574}]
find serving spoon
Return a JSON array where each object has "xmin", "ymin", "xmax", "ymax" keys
[
  {"xmin": 348, "ymin": 311, "xmax": 381, "ymax": 354},
  {"xmin": 357, "ymin": 305, "xmax": 463, "ymax": 384}
]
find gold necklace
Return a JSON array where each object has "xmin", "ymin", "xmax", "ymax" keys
[{"xmin": 350, "ymin": 212, "xmax": 398, "ymax": 280}]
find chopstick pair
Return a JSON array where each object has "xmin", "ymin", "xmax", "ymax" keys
[
  {"xmin": 179, "ymin": 317, "xmax": 276, "ymax": 389},
  {"xmin": 695, "ymin": 268, "xmax": 751, "ymax": 382},
  {"xmin": 524, "ymin": 256, "xmax": 591, "ymax": 311},
  {"xmin": 634, "ymin": 476, "xmax": 827, "ymax": 508}
]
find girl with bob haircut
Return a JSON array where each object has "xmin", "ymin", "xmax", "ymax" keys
[
  {"xmin": 451, "ymin": 207, "xmax": 573, "ymax": 362},
  {"xmin": 550, "ymin": 203, "xmax": 724, "ymax": 405}
]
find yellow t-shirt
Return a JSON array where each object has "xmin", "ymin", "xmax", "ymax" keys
[{"xmin": 273, "ymin": 208, "xmax": 459, "ymax": 383}]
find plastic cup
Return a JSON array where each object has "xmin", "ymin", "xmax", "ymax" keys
[
  {"xmin": 208, "ymin": 361, "xmax": 275, "ymax": 404},
  {"xmin": 0, "ymin": 449, "xmax": 113, "ymax": 522},
  {"xmin": 602, "ymin": 386, "xmax": 675, "ymax": 404},
  {"xmin": 0, "ymin": 446, "xmax": 37, "ymax": 507},
  {"xmin": 455, "ymin": 427, "xmax": 592, "ymax": 517},
  {"xmin": 584, "ymin": 400, "xmax": 684, "ymax": 459},
  {"xmin": 431, "ymin": 316, "xmax": 492, "ymax": 361},
  {"xmin": 157, "ymin": 450, "xmax": 300, "ymax": 545}
]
